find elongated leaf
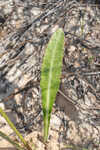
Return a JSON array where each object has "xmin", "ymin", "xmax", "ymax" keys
[
  {"xmin": 0, "ymin": 131, "xmax": 24, "ymax": 150},
  {"xmin": 40, "ymin": 28, "xmax": 64, "ymax": 141},
  {"xmin": 0, "ymin": 107, "xmax": 32, "ymax": 150}
]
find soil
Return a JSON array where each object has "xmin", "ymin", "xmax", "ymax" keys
[{"xmin": 0, "ymin": 0, "xmax": 100, "ymax": 150}]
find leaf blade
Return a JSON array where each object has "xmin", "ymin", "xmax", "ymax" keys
[
  {"xmin": 40, "ymin": 28, "xmax": 64, "ymax": 141},
  {"xmin": 0, "ymin": 107, "xmax": 32, "ymax": 150},
  {"xmin": 0, "ymin": 131, "xmax": 24, "ymax": 150}
]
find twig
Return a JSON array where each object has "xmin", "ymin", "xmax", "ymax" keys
[
  {"xmin": 81, "ymin": 71, "xmax": 100, "ymax": 76},
  {"xmin": 58, "ymin": 89, "xmax": 76, "ymax": 105},
  {"xmin": 1, "ymin": 81, "xmax": 40, "ymax": 102}
]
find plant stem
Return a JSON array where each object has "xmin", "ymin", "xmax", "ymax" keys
[
  {"xmin": 0, "ymin": 131, "xmax": 24, "ymax": 150},
  {"xmin": 0, "ymin": 107, "xmax": 32, "ymax": 150}
]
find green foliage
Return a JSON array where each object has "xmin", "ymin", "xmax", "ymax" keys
[
  {"xmin": 88, "ymin": 56, "xmax": 94, "ymax": 63},
  {"xmin": 0, "ymin": 131, "xmax": 24, "ymax": 150},
  {"xmin": 40, "ymin": 28, "xmax": 64, "ymax": 141},
  {"xmin": 0, "ymin": 27, "xmax": 90, "ymax": 149},
  {"xmin": 0, "ymin": 28, "xmax": 64, "ymax": 148},
  {"xmin": 0, "ymin": 107, "xmax": 32, "ymax": 150}
]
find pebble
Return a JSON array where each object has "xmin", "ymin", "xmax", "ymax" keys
[{"xmin": 50, "ymin": 114, "xmax": 62, "ymax": 130}]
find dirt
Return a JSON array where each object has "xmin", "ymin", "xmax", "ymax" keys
[{"xmin": 0, "ymin": 0, "xmax": 100, "ymax": 150}]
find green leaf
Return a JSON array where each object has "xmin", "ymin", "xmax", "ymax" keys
[
  {"xmin": 40, "ymin": 28, "xmax": 64, "ymax": 141},
  {"xmin": 0, "ymin": 131, "xmax": 24, "ymax": 150},
  {"xmin": 0, "ymin": 107, "xmax": 32, "ymax": 150}
]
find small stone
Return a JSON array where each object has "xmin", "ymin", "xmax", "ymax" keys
[
  {"xmin": 31, "ymin": 7, "xmax": 42, "ymax": 16},
  {"xmin": 50, "ymin": 114, "xmax": 62, "ymax": 130}
]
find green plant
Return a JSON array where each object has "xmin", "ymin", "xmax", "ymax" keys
[
  {"xmin": 0, "ymin": 28, "xmax": 64, "ymax": 148},
  {"xmin": 88, "ymin": 56, "xmax": 94, "ymax": 63},
  {"xmin": 0, "ymin": 107, "xmax": 32, "ymax": 150},
  {"xmin": 40, "ymin": 28, "xmax": 64, "ymax": 141},
  {"xmin": 80, "ymin": 10, "xmax": 85, "ymax": 38},
  {"xmin": 0, "ymin": 131, "xmax": 24, "ymax": 150}
]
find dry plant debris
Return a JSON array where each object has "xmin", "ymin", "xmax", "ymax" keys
[{"xmin": 0, "ymin": 0, "xmax": 100, "ymax": 149}]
